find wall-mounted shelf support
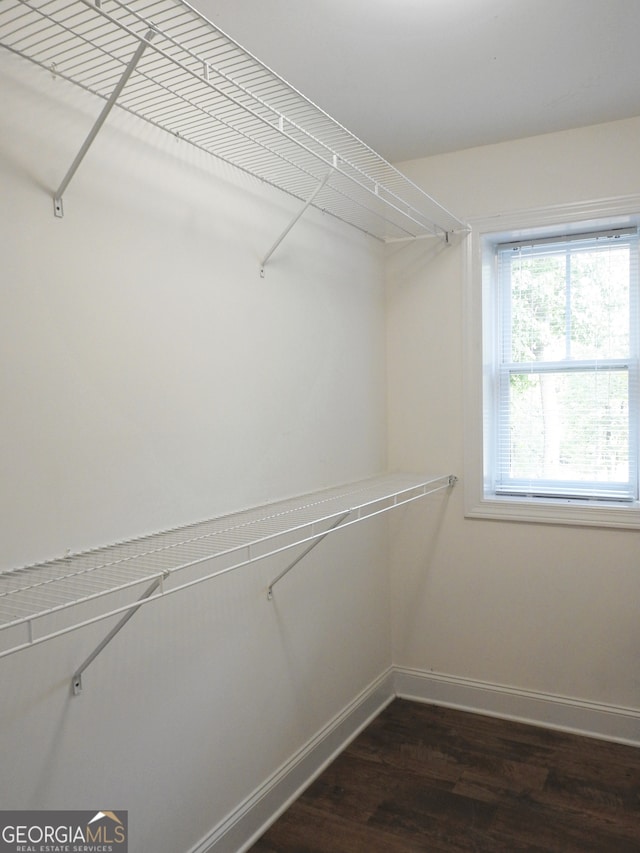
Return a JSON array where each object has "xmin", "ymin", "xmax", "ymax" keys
[
  {"xmin": 71, "ymin": 570, "xmax": 167, "ymax": 695},
  {"xmin": 0, "ymin": 473, "xmax": 457, "ymax": 666},
  {"xmin": 267, "ymin": 510, "xmax": 350, "ymax": 599},
  {"xmin": 53, "ymin": 27, "xmax": 155, "ymax": 218},
  {"xmin": 1, "ymin": 0, "xmax": 467, "ymax": 241},
  {"xmin": 260, "ymin": 163, "xmax": 335, "ymax": 276}
]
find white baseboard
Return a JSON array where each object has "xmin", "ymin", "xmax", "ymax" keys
[
  {"xmin": 190, "ymin": 665, "xmax": 640, "ymax": 853},
  {"xmin": 189, "ymin": 668, "xmax": 395, "ymax": 853},
  {"xmin": 394, "ymin": 666, "xmax": 640, "ymax": 747}
]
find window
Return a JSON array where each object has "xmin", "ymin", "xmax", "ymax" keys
[
  {"xmin": 465, "ymin": 200, "xmax": 640, "ymax": 528},
  {"xmin": 494, "ymin": 229, "xmax": 638, "ymax": 501}
]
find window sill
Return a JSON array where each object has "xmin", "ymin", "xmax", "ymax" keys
[{"xmin": 465, "ymin": 493, "xmax": 640, "ymax": 529}]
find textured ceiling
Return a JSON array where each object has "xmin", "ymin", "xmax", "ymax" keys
[{"xmin": 191, "ymin": 0, "xmax": 640, "ymax": 163}]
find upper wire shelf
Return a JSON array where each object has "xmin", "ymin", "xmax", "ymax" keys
[
  {"xmin": 0, "ymin": 0, "xmax": 467, "ymax": 242},
  {"xmin": 0, "ymin": 473, "xmax": 456, "ymax": 660}
]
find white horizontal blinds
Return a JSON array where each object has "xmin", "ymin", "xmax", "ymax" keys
[{"xmin": 495, "ymin": 228, "xmax": 639, "ymax": 500}]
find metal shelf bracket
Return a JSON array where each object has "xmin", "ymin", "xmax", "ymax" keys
[
  {"xmin": 266, "ymin": 475, "xmax": 459, "ymax": 599},
  {"xmin": 267, "ymin": 511, "xmax": 350, "ymax": 600},
  {"xmin": 71, "ymin": 570, "xmax": 168, "ymax": 695},
  {"xmin": 260, "ymin": 163, "xmax": 335, "ymax": 276},
  {"xmin": 53, "ymin": 28, "xmax": 155, "ymax": 218}
]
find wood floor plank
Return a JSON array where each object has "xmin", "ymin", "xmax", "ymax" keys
[
  {"xmin": 250, "ymin": 699, "xmax": 640, "ymax": 852},
  {"xmin": 252, "ymin": 802, "xmax": 435, "ymax": 853}
]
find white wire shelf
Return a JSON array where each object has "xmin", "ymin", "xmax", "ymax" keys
[
  {"xmin": 0, "ymin": 473, "xmax": 456, "ymax": 660},
  {"xmin": 0, "ymin": 0, "xmax": 467, "ymax": 243}
]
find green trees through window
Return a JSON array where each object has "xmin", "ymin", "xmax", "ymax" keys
[{"xmin": 494, "ymin": 230, "xmax": 638, "ymax": 500}]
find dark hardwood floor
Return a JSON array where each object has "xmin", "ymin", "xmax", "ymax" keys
[{"xmin": 250, "ymin": 698, "xmax": 640, "ymax": 852}]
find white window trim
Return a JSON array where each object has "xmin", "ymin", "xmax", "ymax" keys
[{"xmin": 464, "ymin": 195, "xmax": 640, "ymax": 529}]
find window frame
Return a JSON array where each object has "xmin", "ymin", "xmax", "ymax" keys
[{"xmin": 464, "ymin": 197, "xmax": 640, "ymax": 529}]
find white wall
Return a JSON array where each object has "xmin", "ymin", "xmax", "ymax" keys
[
  {"xmin": 1, "ymin": 58, "xmax": 388, "ymax": 572},
  {"xmin": 5, "ymin": 45, "xmax": 639, "ymax": 852},
  {"xmin": 387, "ymin": 117, "xmax": 640, "ymax": 712},
  {"xmin": 0, "ymin": 56, "xmax": 390, "ymax": 851}
]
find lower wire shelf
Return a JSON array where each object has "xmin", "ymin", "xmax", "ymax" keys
[{"xmin": 0, "ymin": 472, "xmax": 456, "ymax": 662}]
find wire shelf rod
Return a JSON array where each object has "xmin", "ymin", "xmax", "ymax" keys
[
  {"xmin": 3, "ymin": 2, "xmax": 468, "ymax": 237},
  {"xmin": 59, "ymin": 42, "xmax": 134, "ymax": 79},
  {"xmin": 0, "ymin": 549, "xmax": 166, "ymax": 600},
  {"xmin": 0, "ymin": 474, "xmax": 457, "ymax": 659},
  {"xmin": 111, "ymin": 70, "xmax": 421, "ymax": 241},
  {"xmin": 2, "ymin": 35, "xmax": 444, "ymax": 239},
  {"xmin": 0, "ymin": 567, "xmax": 173, "ymax": 634},
  {"xmin": 49, "ymin": 28, "xmax": 339, "ymax": 201},
  {"xmin": 77, "ymin": 0, "xmax": 462, "ymax": 236},
  {"xmin": 4, "ymin": 48, "xmax": 332, "ymax": 232},
  {"xmin": 2, "ymin": 476, "xmax": 455, "ymax": 614},
  {"xmin": 0, "ymin": 567, "xmax": 128, "ymax": 601},
  {"xmin": 16, "ymin": 477, "xmax": 454, "ymax": 590},
  {"xmin": 0, "ymin": 558, "xmax": 163, "ymax": 604},
  {"xmin": 14, "ymin": 3, "xmax": 101, "ymax": 55},
  {"xmin": 3, "ymin": 476, "xmax": 449, "ymax": 588}
]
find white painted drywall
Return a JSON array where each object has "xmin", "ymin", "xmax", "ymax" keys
[
  {"xmin": 1, "ymin": 57, "xmax": 387, "ymax": 571},
  {"xmin": 387, "ymin": 116, "xmax": 640, "ymax": 711},
  {"xmin": 0, "ymin": 55, "xmax": 390, "ymax": 852},
  {"xmin": 5, "ymin": 45, "xmax": 639, "ymax": 853}
]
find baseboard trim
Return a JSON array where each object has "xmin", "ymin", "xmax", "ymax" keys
[
  {"xmin": 190, "ymin": 666, "xmax": 639, "ymax": 852},
  {"xmin": 189, "ymin": 668, "xmax": 395, "ymax": 853},
  {"xmin": 393, "ymin": 667, "xmax": 640, "ymax": 747}
]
